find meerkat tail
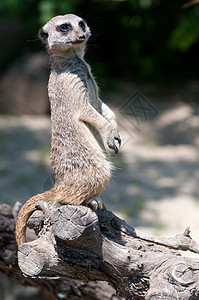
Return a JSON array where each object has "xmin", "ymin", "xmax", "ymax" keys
[
  {"xmin": 15, "ymin": 197, "xmax": 38, "ymax": 248},
  {"xmin": 15, "ymin": 188, "xmax": 57, "ymax": 248},
  {"xmin": 15, "ymin": 185, "xmax": 94, "ymax": 248}
]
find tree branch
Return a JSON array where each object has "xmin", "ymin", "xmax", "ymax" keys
[
  {"xmin": 1, "ymin": 201, "xmax": 199, "ymax": 299},
  {"xmin": 182, "ymin": 0, "xmax": 199, "ymax": 9},
  {"xmin": 0, "ymin": 203, "xmax": 121, "ymax": 300}
]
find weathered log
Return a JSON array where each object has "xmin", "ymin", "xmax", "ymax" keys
[
  {"xmin": 0, "ymin": 203, "xmax": 121, "ymax": 300},
  {"xmin": 1, "ymin": 201, "xmax": 199, "ymax": 299}
]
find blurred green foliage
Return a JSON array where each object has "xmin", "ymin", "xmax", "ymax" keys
[
  {"xmin": 38, "ymin": 0, "xmax": 82, "ymax": 24},
  {"xmin": 0, "ymin": 0, "xmax": 199, "ymax": 81},
  {"xmin": 169, "ymin": 5, "xmax": 199, "ymax": 52}
]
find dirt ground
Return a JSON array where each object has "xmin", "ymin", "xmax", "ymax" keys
[{"xmin": 1, "ymin": 81, "xmax": 199, "ymax": 299}]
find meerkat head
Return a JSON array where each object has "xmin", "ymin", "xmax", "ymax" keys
[{"xmin": 39, "ymin": 14, "xmax": 91, "ymax": 55}]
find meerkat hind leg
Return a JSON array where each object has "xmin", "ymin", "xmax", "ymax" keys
[{"xmin": 88, "ymin": 196, "xmax": 106, "ymax": 211}]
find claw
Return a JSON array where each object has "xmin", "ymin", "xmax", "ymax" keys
[
  {"xmin": 113, "ymin": 145, "xmax": 118, "ymax": 154},
  {"xmin": 115, "ymin": 136, "xmax": 121, "ymax": 146},
  {"xmin": 108, "ymin": 143, "xmax": 118, "ymax": 154},
  {"xmin": 88, "ymin": 197, "xmax": 106, "ymax": 211}
]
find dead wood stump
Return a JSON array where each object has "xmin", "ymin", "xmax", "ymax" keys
[{"xmin": 1, "ymin": 201, "xmax": 199, "ymax": 299}]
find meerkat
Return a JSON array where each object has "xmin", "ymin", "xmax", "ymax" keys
[{"xmin": 15, "ymin": 14, "xmax": 121, "ymax": 248}]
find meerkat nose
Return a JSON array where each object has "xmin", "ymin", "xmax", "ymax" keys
[{"xmin": 77, "ymin": 35, "xmax": 86, "ymax": 41}]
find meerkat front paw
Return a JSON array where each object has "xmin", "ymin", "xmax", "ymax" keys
[
  {"xmin": 107, "ymin": 128, "xmax": 121, "ymax": 154},
  {"xmin": 113, "ymin": 129, "xmax": 121, "ymax": 147},
  {"xmin": 107, "ymin": 138, "xmax": 118, "ymax": 154}
]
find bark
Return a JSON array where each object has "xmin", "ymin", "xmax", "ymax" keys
[
  {"xmin": 1, "ymin": 201, "xmax": 199, "ymax": 299},
  {"xmin": 0, "ymin": 203, "xmax": 121, "ymax": 300}
]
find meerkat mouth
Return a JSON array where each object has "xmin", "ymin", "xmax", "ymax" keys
[
  {"xmin": 72, "ymin": 41, "xmax": 84, "ymax": 44},
  {"xmin": 69, "ymin": 40, "xmax": 86, "ymax": 45}
]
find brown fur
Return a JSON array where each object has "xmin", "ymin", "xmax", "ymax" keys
[{"xmin": 15, "ymin": 14, "xmax": 120, "ymax": 248}]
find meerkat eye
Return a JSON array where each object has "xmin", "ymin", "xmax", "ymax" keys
[
  {"xmin": 79, "ymin": 20, "xmax": 86, "ymax": 32},
  {"xmin": 57, "ymin": 23, "xmax": 72, "ymax": 33}
]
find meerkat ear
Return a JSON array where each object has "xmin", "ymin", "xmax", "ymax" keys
[{"xmin": 39, "ymin": 28, "xmax": 49, "ymax": 44}]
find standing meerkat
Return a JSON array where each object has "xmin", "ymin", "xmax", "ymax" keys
[{"xmin": 15, "ymin": 14, "xmax": 121, "ymax": 248}]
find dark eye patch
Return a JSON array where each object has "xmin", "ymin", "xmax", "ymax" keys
[
  {"xmin": 57, "ymin": 23, "xmax": 72, "ymax": 33},
  {"xmin": 79, "ymin": 20, "xmax": 86, "ymax": 32}
]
